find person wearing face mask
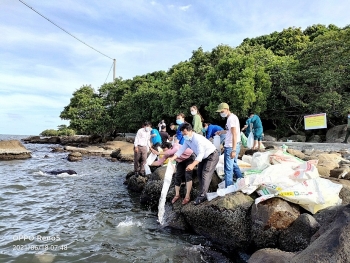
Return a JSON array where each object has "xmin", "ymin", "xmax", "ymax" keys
[
  {"xmin": 215, "ymin": 102, "xmax": 243, "ymax": 187},
  {"xmin": 203, "ymin": 122, "xmax": 225, "ymax": 144},
  {"xmin": 175, "ymin": 113, "xmax": 186, "ymax": 145},
  {"xmin": 133, "ymin": 121, "xmax": 152, "ymax": 177},
  {"xmin": 168, "ymin": 123, "xmax": 219, "ymax": 205},
  {"xmin": 342, "ymin": 111, "xmax": 350, "ymax": 143},
  {"xmin": 190, "ymin": 105, "xmax": 204, "ymax": 135}
]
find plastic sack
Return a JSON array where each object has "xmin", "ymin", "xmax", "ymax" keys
[
  {"xmin": 213, "ymin": 135, "xmax": 221, "ymax": 152},
  {"xmin": 247, "ymin": 132, "xmax": 254, "ymax": 149},
  {"xmin": 241, "ymin": 132, "xmax": 248, "ymax": 148},
  {"xmin": 251, "ymin": 151, "xmax": 272, "ymax": 170},
  {"xmin": 158, "ymin": 162, "xmax": 175, "ymax": 225},
  {"xmin": 144, "ymin": 152, "xmax": 158, "ymax": 175}
]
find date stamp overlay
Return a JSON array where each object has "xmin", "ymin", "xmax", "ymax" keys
[{"xmin": 11, "ymin": 234, "xmax": 68, "ymax": 252}]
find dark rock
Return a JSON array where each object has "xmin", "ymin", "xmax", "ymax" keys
[
  {"xmin": 139, "ymin": 179, "xmax": 162, "ymax": 208},
  {"xmin": 264, "ymin": 135, "xmax": 277, "ymax": 142},
  {"xmin": 248, "ymin": 248, "xmax": 295, "ymax": 263},
  {"xmin": 51, "ymin": 147, "xmax": 64, "ymax": 153},
  {"xmin": 67, "ymin": 152, "xmax": 82, "ymax": 162},
  {"xmin": 279, "ymin": 213, "xmax": 320, "ymax": 252},
  {"xmin": 329, "ymin": 167, "xmax": 350, "ymax": 179},
  {"xmin": 289, "ymin": 135, "xmax": 306, "ymax": 142},
  {"xmin": 326, "ymin": 124, "xmax": 348, "ymax": 142},
  {"xmin": 251, "ymin": 198, "xmax": 300, "ymax": 248},
  {"xmin": 290, "ymin": 204, "xmax": 350, "ymax": 263},
  {"xmin": 307, "ymin": 135, "xmax": 322, "ymax": 143},
  {"xmin": 46, "ymin": 169, "xmax": 77, "ymax": 175},
  {"xmin": 127, "ymin": 175, "xmax": 148, "ymax": 193},
  {"xmin": 110, "ymin": 149, "xmax": 121, "ymax": 159},
  {"xmin": 181, "ymin": 192, "xmax": 254, "ymax": 252}
]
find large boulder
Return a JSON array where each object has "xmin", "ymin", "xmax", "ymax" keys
[
  {"xmin": 248, "ymin": 248, "xmax": 295, "ymax": 263},
  {"xmin": 0, "ymin": 140, "xmax": 31, "ymax": 160},
  {"xmin": 290, "ymin": 204, "xmax": 350, "ymax": 263},
  {"xmin": 67, "ymin": 152, "xmax": 82, "ymax": 162},
  {"xmin": 181, "ymin": 192, "xmax": 254, "ymax": 252},
  {"xmin": 326, "ymin": 124, "xmax": 348, "ymax": 142},
  {"xmin": 307, "ymin": 135, "xmax": 323, "ymax": 143},
  {"xmin": 316, "ymin": 153, "xmax": 344, "ymax": 176},
  {"xmin": 251, "ymin": 198, "xmax": 300, "ymax": 248},
  {"xmin": 128, "ymin": 175, "xmax": 149, "ymax": 193},
  {"xmin": 278, "ymin": 213, "xmax": 320, "ymax": 252},
  {"xmin": 288, "ymin": 135, "xmax": 306, "ymax": 142}
]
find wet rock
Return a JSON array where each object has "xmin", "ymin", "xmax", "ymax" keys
[
  {"xmin": 251, "ymin": 198, "xmax": 300, "ymax": 248},
  {"xmin": 46, "ymin": 169, "xmax": 77, "ymax": 175},
  {"xmin": 279, "ymin": 213, "xmax": 320, "ymax": 252},
  {"xmin": 248, "ymin": 248, "xmax": 295, "ymax": 263},
  {"xmin": 290, "ymin": 204, "xmax": 350, "ymax": 263},
  {"xmin": 181, "ymin": 192, "xmax": 254, "ymax": 252},
  {"xmin": 150, "ymin": 166, "xmax": 167, "ymax": 180},
  {"xmin": 110, "ymin": 149, "xmax": 121, "ymax": 159},
  {"xmin": 286, "ymin": 149, "xmax": 305, "ymax": 160},
  {"xmin": 128, "ymin": 175, "xmax": 149, "ymax": 193},
  {"xmin": 302, "ymin": 148, "xmax": 315, "ymax": 156},
  {"xmin": 0, "ymin": 140, "xmax": 31, "ymax": 160},
  {"xmin": 67, "ymin": 152, "xmax": 82, "ymax": 162},
  {"xmin": 140, "ymin": 179, "xmax": 161, "ymax": 209},
  {"xmin": 51, "ymin": 147, "xmax": 64, "ymax": 153}
]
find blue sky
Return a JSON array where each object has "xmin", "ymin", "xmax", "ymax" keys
[{"xmin": 1, "ymin": 0, "xmax": 349, "ymax": 135}]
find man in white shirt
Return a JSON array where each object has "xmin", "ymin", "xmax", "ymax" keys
[
  {"xmin": 134, "ymin": 121, "xmax": 151, "ymax": 177},
  {"xmin": 169, "ymin": 123, "xmax": 219, "ymax": 205},
  {"xmin": 215, "ymin": 103, "xmax": 243, "ymax": 187}
]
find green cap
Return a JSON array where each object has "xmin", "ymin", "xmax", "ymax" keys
[{"xmin": 216, "ymin": 102, "xmax": 229, "ymax": 112}]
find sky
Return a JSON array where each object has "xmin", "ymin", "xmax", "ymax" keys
[{"xmin": 1, "ymin": 0, "xmax": 349, "ymax": 135}]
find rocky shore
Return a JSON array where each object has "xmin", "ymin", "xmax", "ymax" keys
[
  {"xmin": 10, "ymin": 126, "xmax": 350, "ymax": 262},
  {"xmin": 124, "ymin": 145, "xmax": 350, "ymax": 262}
]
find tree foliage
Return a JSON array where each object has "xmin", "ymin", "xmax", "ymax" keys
[{"xmin": 59, "ymin": 24, "xmax": 350, "ymax": 138}]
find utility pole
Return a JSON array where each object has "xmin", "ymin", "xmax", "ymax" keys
[{"xmin": 113, "ymin": 59, "xmax": 116, "ymax": 81}]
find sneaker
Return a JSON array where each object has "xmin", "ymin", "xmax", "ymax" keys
[
  {"xmin": 342, "ymin": 141, "xmax": 348, "ymax": 144},
  {"xmin": 194, "ymin": 196, "xmax": 207, "ymax": 205}
]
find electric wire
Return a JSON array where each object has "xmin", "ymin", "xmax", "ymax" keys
[{"xmin": 18, "ymin": 0, "xmax": 113, "ymax": 60}]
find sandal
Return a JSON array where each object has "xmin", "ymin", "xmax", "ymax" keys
[
  {"xmin": 182, "ymin": 197, "xmax": 190, "ymax": 205},
  {"xmin": 171, "ymin": 195, "xmax": 180, "ymax": 204},
  {"xmin": 193, "ymin": 196, "xmax": 207, "ymax": 205}
]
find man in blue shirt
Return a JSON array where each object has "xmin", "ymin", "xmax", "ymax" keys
[
  {"xmin": 203, "ymin": 122, "xmax": 225, "ymax": 144},
  {"xmin": 246, "ymin": 113, "xmax": 263, "ymax": 150},
  {"xmin": 169, "ymin": 123, "xmax": 219, "ymax": 205}
]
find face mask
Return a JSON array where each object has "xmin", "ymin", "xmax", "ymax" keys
[
  {"xmin": 183, "ymin": 135, "xmax": 192, "ymax": 141},
  {"xmin": 220, "ymin": 112, "xmax": 227, "ymax": 118},
  {"xmin": 191, "ymin": 110, "xmax": 197, "ymax": 116},
  {"xmin": 176, "ymin": 119, "xmax": 183, "ymax": 125},
  {"xmin": 348, "ymin": 115, "xmax": 350, "ymax": 119},
  {"xmin": 145, "ymin": 127, "xmax": 151, "ymax": 132},
  {"xmin": 202, "ymin": 128, "xmax": 206, "ymax": 133}
]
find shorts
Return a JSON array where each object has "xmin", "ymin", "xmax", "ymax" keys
[{"xmin": 254, "ymin": 128, "xmax": 263, "ymax": 141}]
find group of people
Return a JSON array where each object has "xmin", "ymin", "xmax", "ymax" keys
[{"xmin": 133, "ymin": 103, "xmax": 264, "ymax": 206}]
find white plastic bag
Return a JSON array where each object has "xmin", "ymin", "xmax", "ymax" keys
[
  {"xmin": 144, "ymin": 152, "xmax": 158, "ymax": 175},
  {"xmin": 213, "ymin": 135, "xmax": 221, "ymax": 152},
  {"xmin": 158, "ymin": 162, "xmax": 175, "ymax": 224},
  {"xmin": 247, "ymin": 132, "xmax": 254, "ymax": 149}
]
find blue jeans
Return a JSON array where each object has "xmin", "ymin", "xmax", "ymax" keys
[{"xmin": 224, "ymin": 143, "xmax": 243, "ymax": 187}]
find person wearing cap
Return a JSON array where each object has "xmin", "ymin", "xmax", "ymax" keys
[
  {"xmin": 215, "ymin": 102, "xmax": 243, "ymax": 187},
  {"xmin": 168, "ymin": 123, "xmax": 219, "ymax": 205}
]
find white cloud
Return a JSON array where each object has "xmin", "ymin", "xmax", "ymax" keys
[{"xmin": 179, "ymin": 5, "xmax": 191, "ymax": 11}]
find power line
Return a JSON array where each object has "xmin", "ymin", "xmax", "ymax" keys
[
  {"xmin": 18, "ymin": 0, "xmax": 113, "ymax": 60},
  {"xmin": 104, "ymin": 61, "xmax": 114, "ymax": 83}
]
